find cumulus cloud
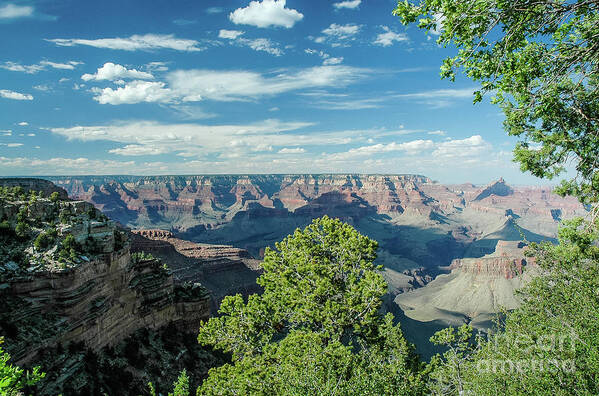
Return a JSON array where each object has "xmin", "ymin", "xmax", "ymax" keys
[
  {"xmin": 0, "ymin": 143, "xmax": 23, "ymax": 147},
  {"xmin": 18, "ymin": 122, "xmax": 28, "ymax": 126},
  {"xmin": 373, "ymin": 26, "xmax": 408, "ymax": 47},
  {"xmin": 0, "ymin": 3, "xmax": 33, "ymax": 19},
  {"xmin": 47, "ymin": 34, "xmax": 204, "ymax": 52},
  {"xmin": 0, "ymin": 89, "xmax": 33, "ymax": 100},
  {"xmin": 229, "ymin": 0, "xmax": 303, "ymax": 28},
  {"xmin": 82, "ymin": 62, "xmax": 154, "ymax": 81},
  {"xmin": 333, "ymin": 0, "xmax": 361, "ymax": 9},
  {"xmin": 91, "ymin": 81, "xmax": 173, "ymax": 105}
]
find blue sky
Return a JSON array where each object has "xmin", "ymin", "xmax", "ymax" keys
[{"xmin": 0, "ymin": 0, "xmax": 544, "ymax": 184}]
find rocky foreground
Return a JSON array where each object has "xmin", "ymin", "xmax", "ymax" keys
[{"xmin": 0, "ymin": 180, "xmax": 221, "ymax": 394}]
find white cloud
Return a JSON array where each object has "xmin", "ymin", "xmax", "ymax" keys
[
  {"xmin": 40, "ymin": 60, "xmax": 82, "ymax": 70},
  {"xmin": 18, "ymin": 122, "xmax": 28, "ymax": 126},
  {"xmin": 394, "ymin": 87, "xmax": 476, "ymax": 108},
  {"xmin": 48, "ymin": 119, "xmax": 321, "ymax": 159},
  {"xmin": 1, "ymin": 60, "xmax": 81, "ymax": 74},
  {"xmin": 305, "ymin": 48, "xmax": 343, "ymax": 65},
  {"xmin": 0, "ymin": 143, "xmax": 23, "ymax": 147},
  {"xmin": 323, "ymin": 57, "xmax": 343, "ymax": 65},
  {"xmin": 229, "ymin": 0, "xmax": 303, "ymax": 28},
  {"xmin": 219, "ymin": 29, "xmax": 245, "ymax": 39},
  {"xmin": 0, "ymin": 4, "xmax": 33, "ymax": 19},
  {"xmin": 315, "ymin": 23, "xmax": 361, "ymax": 46},
  {"xmin": 173, "ymin": 19, "xmax": 197, "ymax": 26},
  {"xmin": 47, "ymin": 34, "xmax": 204, "ymax": 52},
  {"xmin": 333, "ymin": 0, "xmax": 361, "ymax": 9},
  {"xmin": 432, "ymin": 135, "xmax": 489, "ymax": 158},
  {"xmin": 149, "ymin": 65, "xmax": 366, "ymax": 103},
  {"xmin": 218, "ymin": 30, "xmax": 283, "ymax": 55},
  {"xmin": 329, "ymin": 139, "xmax": 434, "ymax": 160},
  {"xmin": 91, "ymin": 81, "xmax": 174, "ymax": 105},
  {"xmin": 108, "ymin": 144, "xmax": 170, "ymax": 156},
  {"xmin": 33, "ymin": 84, "xmax": 51, "ymax": 91},
  {"xmin": 431, "ymin": 13, "xmax": 446, "ymax": 36},
  {"xmin": 0, "ymin": 89, "xmax": 33, "ymax": 100},
  {"xmin": 81, "ymin": 62, "xmax": 154, "ymax": 81},
  {"xmin": 322, "ymin": 23, "xmax": 360, "ymax": 39},
  {"xmin": 206, "ymin": 7, "xmax": 224, "ymax": 14},
  {"xmin": 0, "ymin": 62, "xmax": 43, "ymax": 74},
  {"xmin": 238, "ymin": 38, "xmax": 283, "ymax": 56},
  {"xmin": 278, "ymin": 147, "xmax": 305, "ymax": 154},
  {"xmin": 374, "ymin": 26, "xmax": 408, "ymax": 47}
]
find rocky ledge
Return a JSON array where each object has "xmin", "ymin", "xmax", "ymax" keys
[
  {"xmin": 0, "ymin": 179, "xmax": 210, "ymax": 367},
  {"xmin": 131, "ymin": 229, "xmax": 262, "ymax": 312}
]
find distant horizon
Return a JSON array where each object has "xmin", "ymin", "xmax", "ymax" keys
[{"xmin": 0, "ymin": 173, "xmax": 560, "ymax": 188}]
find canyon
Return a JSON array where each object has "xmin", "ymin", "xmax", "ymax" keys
[
  {"xmin": 1, "ymin": 175, "xmax": 588, "ymax": 381},
  {"xmin": 46, "ymin": 174, "xmax": 585, "ymax": 295}
]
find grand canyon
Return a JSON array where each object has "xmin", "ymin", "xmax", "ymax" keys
[{"xmin": 43, "ymin": 175, "xmax": 586, "ymax": 352}]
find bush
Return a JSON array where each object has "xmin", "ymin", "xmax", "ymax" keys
[
  {"xmin": 49, "ymin": 192, "xmax": 60, "ymax": 203},
  {"xmin": 14, "ymin": 222, "xmax": 29, "ymax": 238},
  {"xmin": 34, "ymin": 231, "xmax": 54, "ymax": 250}
]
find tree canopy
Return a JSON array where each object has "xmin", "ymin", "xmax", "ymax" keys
[
  {"xmin": 197, "ymin": 216, "xmax": 425, "ymax": 395},
  {"xmin": 394, "ymin": 0, "xmax": 599, "ymax": 209}
]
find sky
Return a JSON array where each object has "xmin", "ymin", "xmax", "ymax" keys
[{"xmin": 0, "ymin": 0, "xmax": 547, "ymax": 185}]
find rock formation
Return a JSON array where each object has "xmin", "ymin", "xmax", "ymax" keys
[
  {"xmin": 395, "ymin": 240, "xmax": 537, "ymax": 329},
  {"xmin": 131, "ymin": 229, "xmax": 262, "ymax": 312},
  {"xmin": 0, "ymin": 179, "xmax": 210, "ymax": 371},
  {"xmin": 44, "ymin": 175, "xmax": 585, "ymax": 271}
]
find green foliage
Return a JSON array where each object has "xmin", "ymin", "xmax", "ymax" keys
[
  {"xmin": 0, "ymin": 337, "xmax": 45, "ymax": 395},
  {"xmin": 49, "ymin": 192, "xmax": 60, "ymax": 203},
  {"xmin": 197, "ymin": 217, "xmax": 424, "ymax": 395},
  {"xmin": 169, "ymin": 369, "xmax": 190, "ymax": 396},
  {"xmin": 14, "ymin": 221, "xmax": 29, "ymax": 239},
  {"xmin": 394, "ymin": 0, "xmax": 599, "ymax": 204},
  {"xmin": 421, "ymin": 219, "xmax": 599, "ymax": 394},
  {"xmin": 33, "ymin": 229, "xmax": 57, "ymax": 251},
  {"xmin": 131, "ymin": 251, "xmax": 157, "ymax": 264},
  {"xmin": 427, "ymin": 325, "xmax": 478, "ymax": 395}
]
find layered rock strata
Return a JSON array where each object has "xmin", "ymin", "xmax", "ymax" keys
[
  {"xmin": 395, "ymin": 240, "xmax": 537, "ymax": 329},
  {"xmin": 131, "ymin": 229, "xmax": 261, "ymax": 312}
]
